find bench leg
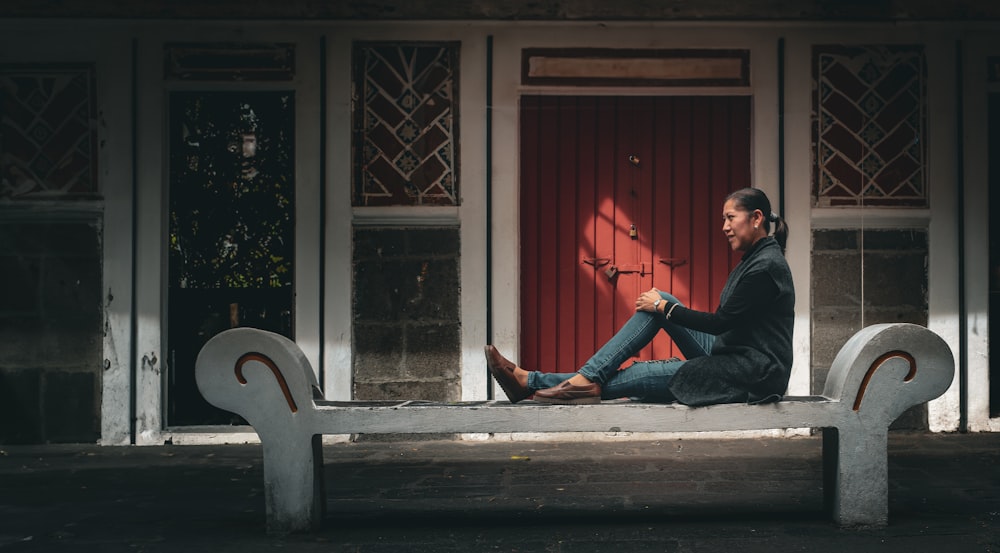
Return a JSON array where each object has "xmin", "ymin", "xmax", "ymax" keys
[
  {"xmin": 822, "ymin": 426, "xmax": 889, "ymax": 527},
  {"xmin": 262, "ymin": 434, "xmax": 324, "ymax": 535}
]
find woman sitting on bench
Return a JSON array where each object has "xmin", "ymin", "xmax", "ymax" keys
[{"xmin": 486, "ymin": 187, "xmax": 794, "ymax": 406}]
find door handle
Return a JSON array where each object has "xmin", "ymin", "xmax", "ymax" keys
[
  {"xmin": 582, "ymin": 257, "xmax": 611, "ymax": 268},
  {"xmin": 658, "ymin": 258, "xmax": 687, "ymax": 268}
]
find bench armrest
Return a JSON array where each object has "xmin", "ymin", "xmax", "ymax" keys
[
  {"xmin": 821, "ymin": 323, "xmax": 954, "ymax": 423},
  {"xmin": 196, "ymin": 327, "xmax": 320, "ymax": 433}
]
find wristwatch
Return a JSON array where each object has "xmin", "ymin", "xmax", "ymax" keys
[{"xmin": 653, "ymin": 298, "xmax": 662, "ymax": 312}]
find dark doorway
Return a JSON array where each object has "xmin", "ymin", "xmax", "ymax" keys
[{"xmin": 167, "ymin": 91, "xmax": 295, "ymax": 425}]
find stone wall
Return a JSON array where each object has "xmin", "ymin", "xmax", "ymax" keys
[
  {"xmin": 0, "ymin": 218, "xmax": 103, "ymax": 444},
  {"xmin": 352, "ymin": 227, "xmax": 461, "ymax": 401},
  {"xmin": 811, "ymin": 228, "xmax": 928, "ymax": 429}
]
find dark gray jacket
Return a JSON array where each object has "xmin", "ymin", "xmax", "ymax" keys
[{"xmin": 667, "ymin": 237, "xmax": 795, "ymax": 406}]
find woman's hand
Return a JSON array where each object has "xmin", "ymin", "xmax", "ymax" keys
[{"xmin": 635, "ymin": 288, "xmax": 664, "ymax": 313}]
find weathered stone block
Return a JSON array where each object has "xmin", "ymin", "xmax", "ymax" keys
[
  {"xmin": 0, "ymin": 317, "xmax": 44, "ymax": 366},
  {"xmin": 354, "ymin": 228, "xmax": 406, "ymax": 260},
  {"xmin": 353, "ymin": 259, "xmax": 405, "ymax": 322},
  {"xmin": 0, "ymin": 255, "xmax": 41, "ymax": 312},
  {"xmin": 811, "ymin": 252, "xmax": 861, "ymax": 307},
  {"xmin": 353, "ymin": 323, "xmax": 405, "ymax": 355},
  {"xmin": 41, "ymin": 255, "xmax": 102, "ymax": 315},
  {"xmin": 0, "ymin": 368, "xmax": 42, "ymax": 444},
  {"xmin": 811, "ymin": 309, "xmax": 862, "ymax": 368},
  {"xmin": 17, "ymin": 317, "xmax": 102, "ymax": 370},
  {"xmin": 44, "ymin": 371, "xmax": 99, "ymax": 443},
  {"xmin": 354, "ymin": 258, "xmax": 460, "ymax": 322},
  {"xmin": 0, "ymin": 316, "xmax": 102, "ymax": 372},
  {"xmin": 0, "ymin": 221, "xmax": 99, "ymax": 256},
  {"xmin": 352, "ymin": 324, "xmax": 405, "ymax": 380},
  {"xmin": 0, "ymin": 219, "xmax": 103, "ymax": 443},
  {"xmin": 408, "ymin": 322, "xmax": 461, "ymax": 353},
  {"xmin": 406, "ymin": 227, "xmax": 460, "ymax": 256},
  {"xmin": 353, "ymin": 380, "xmax": 459, "ymax": 402},
  {"xmin": 861, "ymin": 308, "xmax": 927, "ymax": 326},
  {"xmin": 862, "ymin": 252, "xmax": 927, "ymax": 308},
  {"xmin": 399, "ymin": 259, "xmax": 459, "ymax": 321},
  {"xmin": 352, "ymin": 226, "xmax": 462, "ymax": 402},
  {"xmin": 407, "ymin": 323, "xmax": 461, "ymax": 379},
  {"xmin": 862, "ymin": 229, "xmax": 926, "ymax": 251},
  {"xmin": 812, "ymin": 229, "xmax": 858, "ymax": 251}
]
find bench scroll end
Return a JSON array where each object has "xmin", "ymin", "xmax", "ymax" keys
[
  {"xmin": 195, "ymin": 327, "xmax": 319, "ymax": 430},
  {"xmin": 822, "ymin": 323, "xmax": 954, "ymax": 423}
]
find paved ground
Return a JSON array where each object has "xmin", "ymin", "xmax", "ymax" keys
[{"xmin": 0, "ymin": 432, "xmax": 998, "ymax": 552}]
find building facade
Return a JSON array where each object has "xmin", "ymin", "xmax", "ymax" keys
[{"xmin": 0, "ymin": 2, "xmax": 998, "ymax": 444}]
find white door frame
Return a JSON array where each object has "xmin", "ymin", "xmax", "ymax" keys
[
  {"xmin": 963, "ymin": 34, "xmax": 999, "ymax": 432},
  {"xmin": 134, "ymin": 24, "xmax": 323, "ymax": 443},
  {"xmin": 488, "ymin": 24, "xmax": 798, "ymax": 392}
]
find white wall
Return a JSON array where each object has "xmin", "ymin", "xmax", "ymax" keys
[
  {"xmin": 0, "ymin": 18, "xmax": 988, "ymax": 443},
  {"xmin": 964, "ymin": 34, "xmax": 999, "ymax": 432},
  {"xmin": 783, "ymin": 25, "xmax": 964, "ymax": 432},
  {"xmin": 0, "ymin": 21, "xmax": 135, "ymax": 444}
]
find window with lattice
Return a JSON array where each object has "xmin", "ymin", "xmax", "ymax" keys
[
  {"xmin": 353, "ymin": 42, "xmax": 459, "ymax": 207},
  {"xmin": 812, "ymin": 45, "xmax": 927, "ymax": 208},
  {"xmin": 0, "ymin": 64, "xmax": 98, "ymax": 200}
]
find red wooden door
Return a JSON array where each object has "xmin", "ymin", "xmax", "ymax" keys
[{"xmin": 520, "ymin": 95, "xmax": 751, "ymax": 374}]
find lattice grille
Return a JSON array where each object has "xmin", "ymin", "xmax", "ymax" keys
[
  {"xmin": 0, "ymin": 65, "xmax": 98, "ymax": 199},
  {"xmin": 353, "ymin": 43, "xmax": 459, "ymax": 206},
  {"xmin": 812, "ymin": 45, "xmax": 927, "ymax": 207}
]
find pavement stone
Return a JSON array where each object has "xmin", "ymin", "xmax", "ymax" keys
[{"xmin": 0, "ymin": 432, "xmax": 998, "ymax": 552}]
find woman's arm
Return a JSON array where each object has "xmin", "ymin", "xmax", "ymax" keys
[{"xmin": 645, "ymin": 271, "xmax": 780, "ymax": 335}]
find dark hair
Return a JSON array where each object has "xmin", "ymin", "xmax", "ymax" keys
[{"xmin": 725, "ymin": 187, "xmax": 788, "ymax": 253}]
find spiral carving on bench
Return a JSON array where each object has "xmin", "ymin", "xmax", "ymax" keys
[
  {"xmin": 852, "ymin": 350, "xmax": 916, "ymax": 412},
  {"xmin": 235, "ymin": 352, "xmax": 299, "ymax": 413}
]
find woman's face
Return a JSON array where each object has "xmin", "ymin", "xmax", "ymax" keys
[{"xmin": 721, "ymin": 198, "xmax": 762, "ymax": 252}]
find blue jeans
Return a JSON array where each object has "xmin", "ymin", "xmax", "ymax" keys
[{"xmin": 527, "ymin": 292, "xmax": 714, "ymax": 402}]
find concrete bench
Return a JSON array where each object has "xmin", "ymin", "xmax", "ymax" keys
[{"xmin": 195, "ymin": 322, "xmax": 953, "ymax": 534}]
